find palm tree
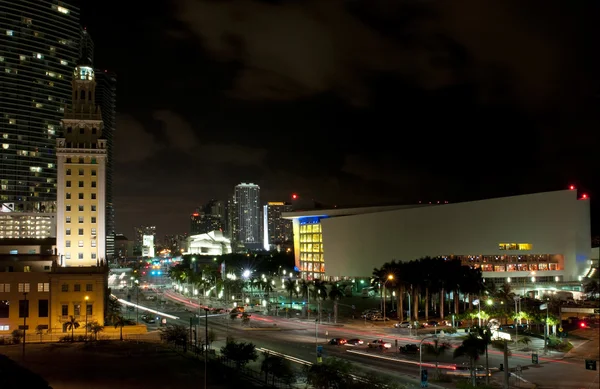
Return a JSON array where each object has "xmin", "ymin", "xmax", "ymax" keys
[
  {"xmin": 328, "ymin": 283, "xmax": 345, "ymax": 323},
  {"xmin": 453, "ymin": 333, "xmax": 485, "ymax": 387},
  {"xmin": 283, "ymin": 278, "xmax": 298, "ymax": 318},
  {"xmin": 113, "ymin": 315, "xmax": 126, "ymax": 341},
  {"xmin": 263, "ymin": 278, "xmax": 274, "ymax": 312},
  {"xmin": 424, "ymin": 338, "xmax": 451, "ymax": 379},
  {"xmin": 298, "ymin": 279, "xmax": 311, "ymax": 319},
  {"xmin": 584, "ymin": 278, "xmax": 599, "ymax": 299},
  {"xmin": 89, "ymin": 322, "xmax": 104, "ymax": 341},
  {"xmin": 64, "ymin": 316, "xmax": 80, "ymax": 342},
  {"xmin": 476, "ymin": 325, "xmax": 493, "ymax": 385},
  {"xmin": 312, "ymin": 280, "xmax": 328, "ymax": 323}
]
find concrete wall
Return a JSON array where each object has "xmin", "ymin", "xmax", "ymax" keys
[{"xmin": 321, "ymin": 190, "xmax": 591, "ymax": 281}]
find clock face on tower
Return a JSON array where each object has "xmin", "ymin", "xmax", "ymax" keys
[{"xmin": 77, "ymin": 66, "xmax": 94, "ymax": 81}]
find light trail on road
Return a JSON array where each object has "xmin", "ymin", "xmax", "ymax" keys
[{"xmin": 112, "ymin": 294, "xmax": 180, "ymax": 320}]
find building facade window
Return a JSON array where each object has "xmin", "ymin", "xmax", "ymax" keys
[
  {"xmin": 74, "ymin": 304, "xmax": 81, "ymax": 316},
  {"xmin": 74, "ymin": 284, "xmax": 80, "ymax": 292},
  {"xmin": 0, "ymin": 284, "xmax": 9, "ymax": 293},
  {"xmin": 17, "ymin": 283, "xmax": 30, "ymax": 293},
  {"xmin": 37, "ymin": 283, "xmax": 49, "ymax": 292},
  {"xmin": 61, "ymin": 304, "xmax": 68, "ymax": 316},
  {"xmin": 78, "ymin": 240, "xmax": 83, "ymax": 247},
  {"xmin": 0, "ymin": 300, "xmax": 9, "ymax": 318},
  {"xmin": 19, "ymin": 299, "xmax": 29, "ymax": 318},
  {"xmin": 86, "ymin": 284, "xmax": 93, "ymax": 292},
  {"xmin": 38, "ymin": 300, "xmax": 48, "ymax": 317},
  {"xmin": 61, "ymin": 284, "xmax": 68, "ymax": 292}
]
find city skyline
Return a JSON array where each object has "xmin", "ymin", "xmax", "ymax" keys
[{"xmin": 80, "ymin": 0, "xmax": 598, "ymax": 238}]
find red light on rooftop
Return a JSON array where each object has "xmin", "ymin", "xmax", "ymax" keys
[
  {"xmin": 569, "ymin": 185, "xmax": 575, "ymax": 190},
  {"xmin": 580, "ymin": 322, "xmax": 586, "ymax": 328},
  {"xmin": 291, "ymin": 193, "xmax": 298, "ymax": 200},
  {"xmin": 192, "ymin": 213, "xmax": 199, "ymax": 217},
  {"xmin": 581, "ymin": 194, "xmax": 588, "ymax": 199}
]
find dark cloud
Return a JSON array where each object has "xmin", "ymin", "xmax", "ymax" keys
[{"xmin": 82, "ymin": 0, "xmax": 599, "ymax": 237}]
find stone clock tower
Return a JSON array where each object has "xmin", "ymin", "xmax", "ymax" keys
[{"xmin": 56, "ymin": 59, "xmax": 106, "ymax": 267}]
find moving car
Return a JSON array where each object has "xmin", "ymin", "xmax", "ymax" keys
[
  {"xmin": 399, "ymin": 344, "xmax": 420, "ymax": 354},
  {"xmin": 346, "ymin": 339, "xmax": 364, "ymax": 346},
  {"xmin": 367, "ymin": 339, "xmax": 392, "ymax": 349},
  {"xmin": 394, "ymin": 321, "xmax": 410, "ymax": 328},
  {"xmin": 329, "ymin": 338, "xmax": 347, "ymax": 345}
]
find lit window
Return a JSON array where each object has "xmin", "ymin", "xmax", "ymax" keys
[
  {"xmin": 57, "ymin": 6, "xmax": 70, "ymax": 14},
  {"xmin": 35, "ymin": 53, "xmax": 43, "ymax": 60},
  {"xmin": 0, "ymin": 284, "xmax": 10, "ymax": 292},
  {"xmin": 2, "ymin": 144, "xmax": 8, "ymax": 149},
  {"xmin": 6, "ymin": 30, "xmax": 13, "ymax": 36},
  {"xmin": 37, "ymin": 283, "xmax": 49, "ymax": 292},
  {"xmin": 91, "ymin": 240, "xmax": 96, "ymax": 247},
  {"xmin": 17, "ymin": 283, "xmax": 30, "ymax": 293},
  {"xmin": 60, "ymin": 60, "xmax": 67, "ymax": 65},
  {"xmin": 78, "ymin": 240, "xmax": 83, "ymax": 247}
]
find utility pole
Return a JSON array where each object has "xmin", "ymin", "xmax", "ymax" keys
[
  {"xmin": 204, "ymin": 308, "xmax": 209, "ymax": 389},
  {"xmin": 22, "ymin": 292, "xmax": 28, "ymax": 360},
  {"xmin": 503, "ymin": 339, "xmax": 509, "ymax": 389}
]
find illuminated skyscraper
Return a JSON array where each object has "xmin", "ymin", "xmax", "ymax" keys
[
  {"xmin": 0, "ymin": 0, "xmax": 80, "ymax": 237},
  {"xmin": 233, "ymin": 183, "xmax": 261, "ymax": 250},
  {"xmin": 94, "ymin": 70, "xmax": 116, "ymax": 259},
  {"xmin": 263, "ymin": 202, "xmax": 293, "ymax": 250}
]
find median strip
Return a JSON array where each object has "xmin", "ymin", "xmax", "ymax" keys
[{"xmin": 346, "ymin": 349, "xmax": 456, "ymax": 370}]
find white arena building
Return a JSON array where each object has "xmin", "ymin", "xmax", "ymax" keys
[{"xmin": 283, "ymin": 189, "xmax": 592, "ymax": 286}]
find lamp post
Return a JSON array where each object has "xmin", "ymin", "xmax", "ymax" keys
[
  {"xmin": 420, "ymin": 334, "xmax": 440, "ymax": 386},
  {"xmin": 383, "ymin": 275, "xmax": 394, "ymax": 322},
  {"xmin": 84, "ymin": 296, "xmax": 89, "ymax": 341},
  {"xmin": 22, "ymin": 292, "xmax": 28, "ymax": 360},
  {"xmin": 203, "ymin": 307, "xmax": 209, "ymax": 389},
  {"xmin": 473, "ymin": 299, "xmax": 481, "ymax": 327},
  {"xmin": 513, "ymin": 296, "xmax": 520, "ymax": 345},
  {"xmin": 315, "ymin": 318, "xmax": 319, "ymax": 357}
]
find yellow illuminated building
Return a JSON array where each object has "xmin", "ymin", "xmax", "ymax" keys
[
  {"xmin": 56, "ymin": 62, "xmax": 106, "ymax": 266},
  {"xmin": 295, "ymin": 217, "xmax": 325, "ymax": 280},
  {"xmin": 0, "ymin": 261, "xmax": 107, "ymax": 336}
]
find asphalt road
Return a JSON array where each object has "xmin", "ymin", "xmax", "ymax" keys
[{"xmin": 146, "ymin": 289, "xmax": 598, "ymax": 389}]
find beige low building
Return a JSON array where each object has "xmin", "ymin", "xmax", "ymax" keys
[{"xmin": 0, "ymin": 256, "xmax": 107, "ymax": 336}]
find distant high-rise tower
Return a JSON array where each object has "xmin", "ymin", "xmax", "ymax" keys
[
  {"xmin": 190, "ymin": 199, "xmax": 225, "ymax": 235},
  {"xmin": 95, "ymin": 70, "xmax": 116, "ymax": 259},
  {"xmin": 79, "ymin": 27, "xmax": 94, "ymax": 65},
  {"xmin": 56, "ymin": 60, "xmax": 107, "ymax": 266},
  {"xmin": 233, "ymin": 183, "xmax": 261, "ymax": 250},
  {"xmin": 134, "ymin": 225, "xmax": 156, "ymax": 254},
  {"xmin": 263, "ymin": 202, "xmax": 293, "ymax": 250},
  {"xmin": 0, "ymin": 0, "xmax": 80, "ymax": 238}
]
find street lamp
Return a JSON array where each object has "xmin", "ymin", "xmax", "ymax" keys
[
  {"xmin": 473, "ymin": 299, "xmax": 481, "ymax": 326},
  {"xmin": 84, "ymin": 296, "xmax": 89, "ymax": 341},
  {"xmin": 383, "ymin": 275, "xmax": 394, "ymax": 322}
]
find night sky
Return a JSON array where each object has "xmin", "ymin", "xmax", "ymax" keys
[{"xmin": 81, "ymin": 0, "xmax": 600, "ymax": 238}]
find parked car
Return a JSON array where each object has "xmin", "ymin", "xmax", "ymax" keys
[
  {"xmin": 329, "ymin": 338, "xmax": 347, "ymax": 345},
  {"xmin": 394, "ymin": 321, "xmax": 411, "ymax": 328},
  {"xmin": 399, "ymin": 344, "xmax": 420, "ymax": 354},
  {"xmin": 367, "ymin": 339, "xmax": 392, "ymax": 349}
]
